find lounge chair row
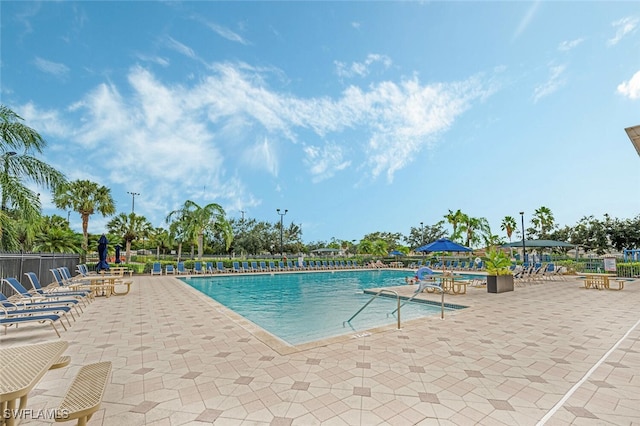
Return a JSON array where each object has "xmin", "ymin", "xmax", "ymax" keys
[
  {"xmin": 152, "ymin": 260, "xmax": 367, "ymax": 275},
  {"xmin": 1, "ymin": 269, "xmax": 96, "ymax": 338}
]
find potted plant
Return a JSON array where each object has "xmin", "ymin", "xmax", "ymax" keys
[{"xmin": 483, "ymin": 248, "xmax": 514, "ymax": 293}]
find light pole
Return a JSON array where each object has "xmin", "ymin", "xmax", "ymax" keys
[
  {"xmin": 520, "ymin": 211, "xmax": 526, "ymax": 264},
  {"xmin": 420, "ymin": 222, "xmax": 424, "ymax": 255},
  {"xmin": 1, "ymin": 151, "xmax": 17, "ymax": 211},
  {"xmin": 127, "ymin": 192, "xmax": 140, "ymax": 214},
  {"xmin": 277, "ymin": 208, "xmax": 288, "ymax": 258}
]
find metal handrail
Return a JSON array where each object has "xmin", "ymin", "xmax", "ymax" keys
[
  {"xmin": 392, "ymin": 283, "xmax": 446, "ymax": 319},
  {"xmin": 344, "ymin": 289, "xmax": 401, "ymax": 330}
]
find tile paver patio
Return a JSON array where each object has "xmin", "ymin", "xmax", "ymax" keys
[{"xmin": 2, "ymin": 272, "xmax": 638, "ymax": 425}]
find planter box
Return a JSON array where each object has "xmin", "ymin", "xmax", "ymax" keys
[{"xmin": 487, "ymin": 275, "xmax": 514, "ymax": 293}]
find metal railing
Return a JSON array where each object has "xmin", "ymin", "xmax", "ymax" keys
[
  {"xmin": 344, "ymin": 289, "xmax": 401, "ymax": 330},
  {"xmin": 392, "ymin": 283, "xmax": 446, "ymax": 320}
]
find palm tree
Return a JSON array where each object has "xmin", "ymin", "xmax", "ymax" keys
[
  {"xmin": 444, "ymin": 209, "xmax": 466, "ymax": 242},
  {"xmin": 1, "ymin": 105, "xmax": 66, "ymax": 250},
  {"xmin": 166, "ymin": 200, "xmax": 228, "ymax": 260},
  {"xmin": 33, "ymin": 227, "xmax": 81, "ymax": 253},
  {"xmin": 54, "ymin": 180, "xmax": 116, "ymax": 258},
  {"xmin": 501, "ymin": 215, "xmax": 517, "ymax": 257},
  {"xmin": 167, "ymin": 217, "xmax": 192, "ymax": 262},
  {"xmin": 460, "ymin": 216, "xmax": 490, "ymax": 248},
  {"xmin": 107, "ymin": 213, "xmax": 152, "ymax": 263},
  {"xmin": 532, "ymin": 206, "xmax": 555, "ymax": 239}
]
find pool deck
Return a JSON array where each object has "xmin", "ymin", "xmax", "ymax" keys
[{"xmin": 2, "ymin": 271, "xmax": 639, "ymax": 425}]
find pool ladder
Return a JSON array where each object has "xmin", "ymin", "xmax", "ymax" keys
[
  {"xmin": 344, "ymin": 289, "xmax": 402, "ymax": 330},
  {"xmin": 391, "ymin": 284, "xmax": 446, "ymax": 320}
]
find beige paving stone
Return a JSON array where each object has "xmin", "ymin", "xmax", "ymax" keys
[{"xmin": 4, "ymin": 274, "xmax": 640, "ymax": 425}]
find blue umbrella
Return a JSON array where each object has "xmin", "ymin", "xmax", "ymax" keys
[
  {"xmin": 389, "ymin": 250, "xmax": 404, "ymax": 256},
  {"xmin": 416, "ymin": 238, "xmax": 471, "ymax": 272},
  {"xmin": 96, "ymin": 234, "xmax": 110, "ymax": 272},
  {"xmin": 115, "ymin": 244, "xmax": 121, "ymax": 264}
]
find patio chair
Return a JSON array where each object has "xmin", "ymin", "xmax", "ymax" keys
[
  {"xmin": 28, "ymin": 272, "xmax": 92, "ymax": 303},
  {"xmin": 232, "ymin": 262, "xmax": 241, "ymax": 273},
  {"xmin": 217, "ymin": 262, "xmax": 227, "ymax": 273},
  {"xmin": 193, "ymin": 261, "xmax": 204, "ymax": 274},
  {"xmin": 259, "ymin": 261, "xmax": 268, "ymax": 272},
  {"xmin": 1, "ymin": 294, "xmax": 75, "ymax": 325},
  {"xmin": 206, "ymin": 262, "xmax": 214, "ymax": 274},
  {"xmin": 0, "ymin": 310, "xmax": 66, "ymax": 337},
  {"xmin": 1, "ymin": 278, "xmax": 84, "ymax": 314},
  {"xmin": 151, "ymin": 262, "xmax": 162, "ymax": 275},
  {"xmin": 165, "ymin": 265, "xmax": 175, "ymax": 275},
  {"xmin": 177, "ymin": 262, "xmax": 187, "ymax": 274}
]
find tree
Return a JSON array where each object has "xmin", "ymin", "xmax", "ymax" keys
[
  {"xmin": 107, "ymin": 213, "xmax": 152, "ymax": 263},
  {"xmin": 166, "ymin": 200, "xmax": 229, "ymax": 260},
  {"xmin": 444, "ymin": 209, "xmax": 466, "ymax": 242},
  {"xmin": 54, "ymin": 180, "xmax": 116, "ymax": 258},
  {"xmin": 501, "ymin": 216, "xmax": 517, "ymax": 243},
  {"xmin": 33, "ymin": 227, "xmax": 81, "ymax": 253},
  {"xmin": 459, "ymin": 215, "xmax": 490, "ymax": 248},
  {"xmin": 531, "ymin": 206, "xmax": 555, "ymax": 239},
  {"xmin": 0, "ymin": 105, "xmax": 66, "ymax": 250}
]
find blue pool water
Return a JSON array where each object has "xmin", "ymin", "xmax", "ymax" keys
[{"xmin": 181, "ymin": 270, "xmax": 462, "ymax": 345}]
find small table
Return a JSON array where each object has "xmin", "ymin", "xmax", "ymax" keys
[{"xmin": 0, "ymin": 341, "xmax": 69, "ymax": 426}]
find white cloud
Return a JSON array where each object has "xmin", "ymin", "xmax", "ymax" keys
[
  {"xmin": 244, "ymin": 137, "xmax": 279, "ymax": 176},
  {"xmin": 558, "ymin": 38, "xmax": 584, "ymax": 51},
  {"xmin": 617, "ymin": 70, "xmax": 640, "ymax": 100},
  {"xmin": 202, "ymin": 21, "xmax": 249, "ymax": 45},
  {"xmin": 134, "ymin": 53, "xmax": 170, "ymax": 67},
  {"xmin": 33, "ymin": 57, "xmax": 70, "ymax": 78},
  {"xmin": 608, "ymin": 16, "xmax": 638, "ymax": 46},
  {"xmin": 303, "ymin": 143, "xmax": 351, "ymax": 183},
  {"xmin": 165, "ymin": 36, "xmax": 197, "ymax": 59},
  {"xmin": 533, "ymin": 64, "xmax": 566, "ymax": 103},
  {"xmin": 512, "ymin": 1, "xmax": 540, "ymax": 41},
  {"xmin": 335, "ymin": 54, "xmax": 392, "ymax": 79},
  {"xmin": 27, "ymin": 61, "xmax": 491, "ymax": 225}
]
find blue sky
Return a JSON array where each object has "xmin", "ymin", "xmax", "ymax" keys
[{"xmin": 2, "ymin": 1, "xmax": 639, "ymax": 245}]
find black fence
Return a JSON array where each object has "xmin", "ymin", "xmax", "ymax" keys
[{"xmin": 0, "ymin": 252, "xmax": 80, "ymax": 298}]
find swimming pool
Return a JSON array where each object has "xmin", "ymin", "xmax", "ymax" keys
[{"xmin": 181, "ymin": 270, "xmax": 463, "ymax": 345}]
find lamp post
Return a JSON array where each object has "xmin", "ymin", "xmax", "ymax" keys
[
  {"xmin": 420, "ymin": 222, "xmax": 424, "ymax": 255},
  {"xmin": 519, "ymin": 211, "xmax": 526, "ymax": 264},
  {"xmin": 127, "ymin": 191, "xmax": 140, "ymax": 214},
  {"xmin": 277, "ymin": 208, "xmax": 288, "ymax": 258},
  {"xmin": 1, "ymin": 151, "xmax": 17, "ymax": 211}
]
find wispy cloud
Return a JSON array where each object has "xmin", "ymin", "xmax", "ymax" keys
[
  {"xmin": 533, "ymin": 64, "xmax": 566, "ymax": 103},
  {"xmin": 194, "ymin": 16, "xmax": 249, "ymax": 45},
  {"xmin": 608, "ymin": 16, "xmax": 638, "ymax": 46},
  {"xmin": 617, "ymin": 70, "xmax": 640, "ymax": 100},
  {"xmin": 165, "ymin": 36, "xmax": 197, "ymax": 59},
  {"xmin": 512, "ymin": 1, "xmax": 540, "ymax": 42},
  {"xmin": 33, "ymin": 57, "xmax": 70, "ymax": 78},
  {"xmin": 23, "ymin": 61, "xmax": 491, "ymax": 221},
  {"xmin": 134, "ymin": 53, "xmax": 170, "ymax": 67},
  {"xmin": 303, "ymin": 143, "xmax": 351, "ymax": 183},
  {"xmin": 335, "ymin": 54, "xmax": 392, "ymax": 79},
  {"xmin": 558, "ymin": 38, "xmax": 584, "ymax": 51}
]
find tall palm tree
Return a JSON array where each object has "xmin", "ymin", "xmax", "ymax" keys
[
  {"xmin": 459, "ymin": 215, "xmax": 490, "ymax": 248},
  {"xmin": 167, "ymin": 217, "xmax": 192, "ymax": 262},
  {"xmin": 532, "ymin": 206, "xmax": 555, "ymax": 239},
  {"xmin": 501, "ymin": 215, "xmax": 517, "ymax": 257},
  {"xmin": 0, "ymin": 105, "xmax": 66, "ymax": 250},
  {"xmin": 166, "ymin": 200, "xmax": 228, "ymax": 260},
  {"xmin": 54, "ymin": 180, "xmax": 116, "ymax": 258},
  {"xmin": 106, "ymin": 212, "xmax": 152, "ymax": 263},
  {"xmin": 444, "ymin": 209, "xmax": 466, "ymax": 242}
]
